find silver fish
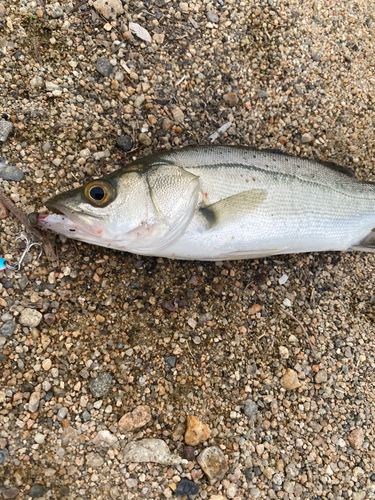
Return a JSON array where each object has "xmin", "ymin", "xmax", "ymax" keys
[{"xmin": 37, "ymin": 146, "xmax": 375, "ymax": 260}]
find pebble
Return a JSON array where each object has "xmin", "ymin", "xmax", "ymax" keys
[
  {"xmin": 0, "ymin": 448, "xmax": 9, "ymax": 465},
  {"xmin": 165, "ymin": 356, "xmax": 176, "ymax": 367},
  {"xmin": 28, "ymin": 391, "xmax": 41, "ymax": 413},
  {"xmin": 86, "ymin": 452, "xmax": 104, "ymax": 468},
  {"xmin": 138, "ymin": 133, "xmax": 152, "ymax": 146},
  {"xmin": 51, "ymin": 4, "xmax": 64, "ymax": 18},
  {"xmin": 122, "ymin": 438, "xmax": 182, "ymax": 465},
  {"xmin": 42, "ymin": 359, "xmax": 52, "ymax": 371},
  {"xmin": 0, "ymin": 200, "xmax": 7, "ymax": 219},
  {"xmin": 0, "ymin": 165, "xmax": 24, "ymax": 182},
  {"xmin": 116, "ymin": 135, "xmax": 132, "ymax": 152},
  {"xmin": 301, "ymin": 132, "xmax": 314, "ymax": 144},
  {"xmin": 89, "ymin": 372, "xmax": 112, "ymax": 397},
  {"xmin": 2, "ymin": 488, "xmax": 19, "ymax": 499},
  {"xmin": 19, "ymin": 308, "xmax": 42, "ymax": 327},
  {"xmin": 0, "ymin": 321, "xmax": 16, "ymax": 337},
  {"xmin": 96, "ymin": 57, "xmax": 113, "ymax": 77},
  {"xmin": 172, "ymin": 106, "xmax": 185, "ymax": 123},
  {"xmin": 175, "ymin": 478, "xmax": 200, "ymax": 496},
  {"xmin": 197, "ymin": 446, "xmax": 228, "ymax": 485},
  {"xmin": 0, "ymin": 3, "xmax": 5, "ymax": 17},
  {"xmin": 243, "ymin": 399, "xmax": 258, "ymax": 417},
  {"xmin": 315, "ymin": 369, "xmax": 328, "ymax": 384},
  {"xmin": 280, "ymin": 368, "xmax": 301, "ymax": 390},
  {"xmin": 92, "ymin": 0, "xmax": 124, "ymax": 20},
  {"xmin": 0, "ymin": 121, "xmax": 13, "ymax": 142},
  {"xmin": 118, "ymin": 405, "xmax": 151, "ymax": 432},
  {"xmin": 348, "ymin": 428, "xmax": 364, "ymax": 450},
  {"xmin": 126, "ymin": 478, "xmax": 138, "ymax": 488},
  {"xmin": 206, "ymin": 9, "xmax": 219, "ymax": 23},
  {"xmin": 29, "ymin": 484, "xmax": 44, "ymax": 498},
  {"xmin": 257, "ymin": 90, "xmax": 269, "ymax": 99},
  {"xmin": 57, "ymin": 407, "xmax": 68, "ymax": 421},
  {"xmin": 223, "ymin": 92, "xmax": 238, "ymax": 107},
  {"xmin": 185, "ymin": 415, "xmax": 211, "ymax": 445},
  {"xmin": 248, "ymin": 304, "xmax": 262, "ymax": 315},
  {"xmin": 93, "ymin": 430, "xmax": 118, "ymax": 447}
]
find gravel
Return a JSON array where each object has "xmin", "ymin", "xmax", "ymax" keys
[{"xmin": 1, "ymin": 1, "xmax": 375, "ymax": 499}]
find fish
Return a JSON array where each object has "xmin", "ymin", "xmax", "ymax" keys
[{"xmin": 37, "ymin": 145, "xmax": 375, "ymax": 261}]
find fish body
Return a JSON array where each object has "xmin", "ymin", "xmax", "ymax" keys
[{"xmin": 38, "ymin": 146, "xmax": 375, "ymax": 260}]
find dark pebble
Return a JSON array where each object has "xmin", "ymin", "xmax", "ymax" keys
[
  {"xmin": 0, "ymin": 321, "xmax": 16, "ymax": 337},
  {"xmin": 0, "ymin": 448, "xmax": 9, "ymax": 465},
  {"xmin": 165, "ymin": 356, "xmax": 176, "ymax": 368},
  {"xmin": 0, "ymin": 353, "xmax": 8, "ymax": 360},
  {"xmin": 0, "ymin": 121, "xmax": 13, "ymax": 141},
  {"xmin": 257, "ymin": 90, "xmax": 269, "ymax": 99},
  {"xmin": 175, "ymin": 478, "xmax": 199, "ymax": 496},
  {"xmin": 18, "ymin": 275, "xmax": 28, "ymax": 290},
  {"xmin": 22, "ymin": 382, "xmax": 34, "ymax": 392},
  {"xmin": 254, "ymin": 466, "xmax": 262, "ymax": 476},
  {"xmin": 116, "ymin": 135, "xmax": 132, "ymax": 151},
  {"xmin": 45, "ymin": 391, "xmax": 53, "ymax": 402},
  {"xmin": 44, "ymin": 313, "xmax": 56, "ymax": 325},
  {"xmin": 0, "ymin": 165, "xmax": 24, "ymax": 182},
  {"xmin": 370, "ymin": 473, "xmax": 375, "ymax": 481},
  {"xmin": 96, "ymin": 57, "xmax": 113, "ymax": 77},
  {"xmin": 82, "ymin": 411, "xmax": 91, "ymax": 422},
  {"xmin": 58, "ymin": 486, "xmax": 70, "ymax": 497},
  {"xmin": 89, "ymin": 372, "xmax": 112, "ymax": 397},
  {"xmin": 243, "ymin": 399, "xmax": 258, "ymax": 417},
  {"xmin": 29, "ymin": 484, "xmax": 44, "ymax": 498},
  {"xmin": 53, "ymin": 386, "xmax": 66, "ymax": 398},
  {"xmin": 182, "ymin": 445, "xmax": 195, "ymax": 461}
]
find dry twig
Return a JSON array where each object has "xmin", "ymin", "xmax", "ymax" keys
[
  {"xmin": 67, "ymin": 0, "xmax": 89, "ymax": 15},
  {"xmin": 279, "ymin": 306, "xmax": 318, "ymax": 359},
  {"xmin": 0, "ymin": 190, "xmax": 58, "ymax": 266}
]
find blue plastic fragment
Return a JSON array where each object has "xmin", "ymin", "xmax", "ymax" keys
[{"xmin": 0, "ymin": 258, "xmax": 6, "ymax": 271}]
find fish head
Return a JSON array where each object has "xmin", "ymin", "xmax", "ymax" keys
[{"xmin": 38, "ymin": 162, "xmax": 200, "ymax": 253}]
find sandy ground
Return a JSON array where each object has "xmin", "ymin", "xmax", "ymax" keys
[{"xmin": 0, "ymin": 0, "xmax": 375, "ymax": 499}]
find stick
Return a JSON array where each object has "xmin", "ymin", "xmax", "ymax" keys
[
  {"xmin": 0, "ymin": 190, "xmax": 58, "ymax": 266},
  {"xmin": 279, "ymin": 307, "xmax": 318, "ymax": 359}
]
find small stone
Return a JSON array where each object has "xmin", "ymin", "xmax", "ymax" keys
[
  {"xmin": 223, "ymin": 92, "xmax": 238, "ymax": 107},
  {"xmin": 93, "ymin": 430, "xmax": 118, "ymax": 447},
  {"xmin": 126, "ymin": 478, "xmax": 138, "ymax": 488},
  {"xmin": 134, "ymin": 95, "xmax": 145, "ymax": 108},
  {"xmin": 280, "ymin": 369, "xmax": 300, "ymax": 390},
  {"xmin": 352, "ymin": 493, "xmax": 366, "ymax": 500},
  {"xmin": 30, "ymin": 76, "xmax": 44, "ymax": 88},
  {"xmin": 0, "ymin": 3, "xmax": 5, "ymax": 17},
  {"xmin": 348, "ymin": 428, "xmax": 364, "ymax": 450},
  {"xmin": 96, "ymin": 57, "xmax": 113, "ymax": 77},
  {"xmin": 0, "ymin": 448, "xmax": 9, "ymax": 465},
  {"xmin": 209, "ymin": 497, "xmax": 227, "ymax": 500},
  {"xmin": 19, "ymin": 308, "xmax": 42, "ymax": 327},
  {"xmin": 172, "ymin": 106, "xmax": 185, "ymax": 123},
  {"xmin": 28, "ymin": 391, "xmax": 41, "ymax": 412},
  {"xmin": 257, "ymin": 90, "xmax": 269, "ymax": 99},
  {"xmin": 153, "ymin": 32, "xmax": 165, "ymax": 44},
  {"xmin": 165, "ymin": 356, "xmax": 176, "ymax": 367},
  {"xmin": 122, "ymin": 438, "xmax": 182, "ymax": 465},
  {"xmin": 116, "ymin": 135, "xmax": 132, "ymax": 152},
  {"xmin": 34, "ymin": 433, "xmax": 45, "ymax": 444},
  {"xmin": 0, "ymin": 165, "xmax": 24, "ymax": 182},
  {"xmin": 0, "ymin": 201, "xmax": 8, "ymax": 219},
  {"xmin": 179, "ymin": 2, "xmax": 189, "ymax": 13},
  {"xmin": 248, "ymin": 304, "xmax": 262, "ymax": 315},
  {"xmin": 172, "ymin": 423, "xmax": 185, "ymax": 442},
  {"xmin": 86, "ymin": 452, "xmax": 104, "ymax": 468},
  {"xmin": 45, "ymin": 82, "xmax": 60, "ymax": 92},
  {"xmin": 138, "ymin": 133, "xmax": 152, "ymax": 146},
  {"xmin": 92, "ymin": 0, "xmax": 124, "ymax": 20},
  {"xmin": 118, "ymin": 405, "xmax": 151, "ymax": 432},
  {"xmin": 61, "ymin": 426, "xmax": 78, "ymax": 447},
  {"xmin": 96, "ymin": 314, "xmax": 105, "ymax": 323},
  {"xmin": 42, "ymin": 359, "xmax": 52, "ymax": 371},
  {"xmin": 0, "ymin": 321, "xmax": 16, "ymax": 337},
  {"xmin": 29, "ymin": 484, "xmax": 44, "ymax": 498},
  {"xmin": 57, "ymin": 407, "xmax": 68, "ymax": 421},
  {"xmin": 0, "ymin": 121, "xmax": 13, "ymax": 142},
  {"xmin": 315, "ymin": 370, "xmax": 328, "ymax": 384},
  {"xmin": 89, "ymin": 372, "xmax": 112, "ymax": 397},
  {"xmin": 279, "ymin": 346, "xmax": 289, "ymax": 359},
  {"xmin": 51, "ymin": 4, "xmax": 64, "ymax": 18},
  {"xmin": 2, "ymin": 488, "xmax": 19, "ymax": 499},
  {"xmin": 44, "ymin": 313, "xmax": 55, "ymax": 325},
  {"xmin": 243, "ymin": 399, "xmax": 258, "ymax": 417},
  {"xmin": 206, "ymin": 9, "xmax": 219, "ymax": 23},
  {"xmin": 162, "ymin": 118, "xmax": 173, "ymax": 131},
  {"xmin": 197, "ymin": 446, "xmax": 228, "ymax": 485},
  {"xmin": 185, "ymin": 415, "xmax": 211, "ymax": 446},
  {"xmin": 301, "ymin": 132, "xmax": 314, "ymax": 144},
  {"xmin": 175, "ymin": 478, "xmax": 199, "ymax": 496}
]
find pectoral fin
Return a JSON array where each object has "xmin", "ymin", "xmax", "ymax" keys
[{"xmin": 200, "ymin": 189, "xmax": 267, "ymax": 229}]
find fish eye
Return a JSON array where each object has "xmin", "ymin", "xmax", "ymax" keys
[{"xmin": 84, "ymin": 180, "xmax": 115, "ymax": 207}]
